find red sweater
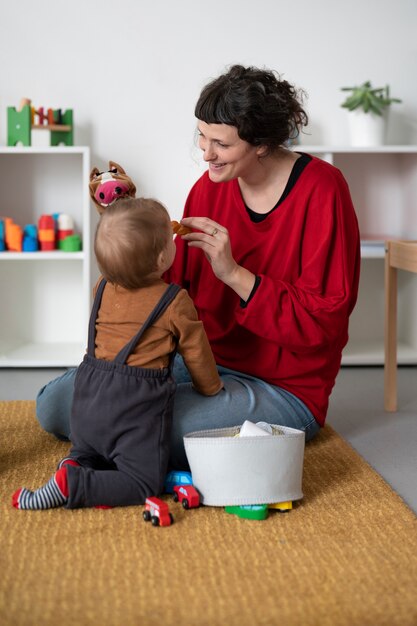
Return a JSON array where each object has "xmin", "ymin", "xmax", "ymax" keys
[{"xmin": 166, "ymin": 156, "xmax": 360, "ymax": 424}]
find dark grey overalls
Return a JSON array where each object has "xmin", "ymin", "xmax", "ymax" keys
[{"xmin": 65, "ymin": 279, "xmax": 181, "ymax": 508}]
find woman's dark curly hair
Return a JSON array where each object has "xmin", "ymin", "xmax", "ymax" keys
[{"xmin": 195, "ymin": 64, "xmax": 308, "ymax": 153}]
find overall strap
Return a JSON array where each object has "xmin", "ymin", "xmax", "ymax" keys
[
  {"xmin": 114, "ymin": 283, "xmax": 182, "ymax": 365},
  {"xmin": 86, "ymin": 278, "xmax": 107, "ymax": 356}
]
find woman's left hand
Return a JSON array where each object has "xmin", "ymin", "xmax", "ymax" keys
[
  {"xmin": 180, "ymin": 217, "xmax": 238, "ymax": 283},
  {"xmin": 179, "ymin": 217, "xmax": 256, "ymax": 301}
]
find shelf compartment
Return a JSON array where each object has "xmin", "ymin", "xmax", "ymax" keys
[
  {"xmin": 0, "ymin": 258, "xmax": 87, "ymax": 367},
  {"xmin": 0, "ymin": 341, "xmax": 85, "ymax": 367},
  {"xmin": 0, "ymin": 150, "xmax": 87, "ymax": 232},
  {"xmin": 300, "ymin": 147, "xmax": 417, "ymax": 242},
  {"xmin": 0, "ymin": 147, "xmax": 90, "ymax": 368}
]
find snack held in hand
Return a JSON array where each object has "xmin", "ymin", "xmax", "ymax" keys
[{"xmin": 171, "ymin": 220, "xmax": 192, "ymax": 236}]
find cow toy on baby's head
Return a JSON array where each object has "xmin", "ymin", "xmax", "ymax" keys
[
  {"xmin": 89, "ymin": 161, "xmax": 137, "ymax": 214},
  {"xmin": 89, "ymin": 160, "xmax": 193, "ymax": 236}
]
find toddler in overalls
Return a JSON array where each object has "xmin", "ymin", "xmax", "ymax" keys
[{"xmin": 13, "ymin": 198, "xmax": 222, "ymax": 509}]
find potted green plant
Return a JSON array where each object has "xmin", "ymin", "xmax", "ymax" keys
[{"xmin": 340, "ymin": 81, "xmax": 402, "ymax": 146}]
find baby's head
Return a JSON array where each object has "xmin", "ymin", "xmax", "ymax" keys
[{"xmin": 94, "ymin": 197, "xmax": 175, "ymax": 289}]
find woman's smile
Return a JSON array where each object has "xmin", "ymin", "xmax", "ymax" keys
[{"xmin": 198, "ymin": 121, "xmax": 262, "ymax": 183}]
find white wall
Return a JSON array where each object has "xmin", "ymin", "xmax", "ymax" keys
[{"xmin": 1, "ymin": 0, "xmax": 416, "ymax": 219}]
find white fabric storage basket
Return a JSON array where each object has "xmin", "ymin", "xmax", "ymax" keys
[{"xmin": 183, "ymin": 424, "xmax": 305, "ymax": 506}]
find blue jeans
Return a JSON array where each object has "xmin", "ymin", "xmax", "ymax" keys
[{"xmin": 36, "ymin": 355, "xmax": 320, "ymax": 469}]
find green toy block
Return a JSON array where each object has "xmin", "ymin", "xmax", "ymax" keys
[
  {"xmin": 7, "ymin": 106, "xmax": 31, "ymax": 146},
  {"xmin": 59, "ymin": 234, "xmax": 81, "ymax": 252},
  {"xmin": 50, "ymin": 109, "xmax": 73, "ymax": 146}
]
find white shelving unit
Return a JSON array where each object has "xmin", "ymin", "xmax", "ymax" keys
[
  {"xmin": 1, "ymin": 145, "xmax": 416, "ymax": 368},
  {"xmin": 0, "ymin": 147, "xmax": 91, "ymax": 367},
  {"xmin": 299, "ymin": 146, "xmax": 417, "ymax": 365}
]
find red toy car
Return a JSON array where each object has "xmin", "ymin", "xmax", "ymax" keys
[
  {"xmin": 143, "ymin": 497, "xmax": 173, "ymax": 526},
  {"xmin": 173, "ymin": 485, "xmax": 200, "ymax": 509}
]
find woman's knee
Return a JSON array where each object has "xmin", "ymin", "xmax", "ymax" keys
[
  {"xmin": 35, "ymin": 368, "xmax": 76, "ymax": 438},
  {"xmin": 304, "ymin": 418, "xmax": 321, "ymax": 442}
]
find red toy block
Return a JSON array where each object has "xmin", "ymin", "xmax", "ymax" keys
[{"xmin": 38, "ymin": 214, "xmax": 55, "ymax": 250}]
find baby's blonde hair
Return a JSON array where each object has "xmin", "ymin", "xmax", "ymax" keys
[{"xmin": 94, "ymin": 197, "xmax": 171, "ymax": 289}]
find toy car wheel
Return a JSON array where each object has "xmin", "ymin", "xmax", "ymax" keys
[
  {"xmin": 182, "ymin": 499, "xmax": 189, "ymax": 510},
  {"xmin": 143, "ymin": 510, "xmax": 151, "ymax": 522},
  {"xmin": 173, "ymin": 493, "xmax": 179, "ymax": 503},
  {"xmin": 151, "ymin": 516, "xmax": 160, "ymax": 527}
]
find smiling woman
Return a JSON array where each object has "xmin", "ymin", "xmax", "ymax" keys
[
  {"xmin": 36, "ymin": 64, "xmax": 360, "ymax": 470},
  {"xmin": 164, "ymin": 64, "xmax": 361, "ymax": 465}
]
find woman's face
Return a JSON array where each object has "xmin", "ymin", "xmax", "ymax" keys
[{"xmin": 197, "ymin": 121, "xmax": 263, "ymax": 183}]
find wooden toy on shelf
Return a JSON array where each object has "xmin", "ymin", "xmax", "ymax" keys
[
  {"xmin": 0, "ymin": 213, "xmax": 81, "ymax": 253},
  {"xmin": 38, "ymin": 215, "xmax": 55, "ymax": 250},
  {"xmin": 7, "ymin": 98, "xmax": 73, "ymax": 146},
  {"xmin": 56, "ymin": 213, "xmax": 74, "ymax": 249},
  {"xmin": 60, "ymin": 234, "xmax": 81, "ymax": 252},
  {"xmin": 0, "ymin": 220, "xmax": 5, "ymax": 251},
  {"xmin": 5, "ymin": 218, "xmax": 23, "ymax": 252},
  {"xmin": 23, "ymin": 224, "xmax": 38, "ymax": 252}
]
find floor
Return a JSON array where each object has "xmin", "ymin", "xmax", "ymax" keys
[
  {"xmin": 1, "ymin": 366, "xmax": 416, "ymax": 514},
  {"xmin": 327, "ymin": 366, "xmax": 417, "ymax": 514}
]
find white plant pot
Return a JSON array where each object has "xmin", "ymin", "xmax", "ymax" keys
[{"xmin": 347, "ymin": 109, "xmax": 388, "ymax": 146}]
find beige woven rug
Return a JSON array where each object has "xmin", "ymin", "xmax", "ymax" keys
[{"xmin": 0, "ymin": 400, "xmax": 416, "ymax": 626}]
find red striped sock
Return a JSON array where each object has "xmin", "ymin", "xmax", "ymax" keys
[{"xmin": 12, "ymin": 467, "xmax": 68, "ymax": 510}]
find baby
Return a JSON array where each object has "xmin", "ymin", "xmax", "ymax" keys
[{"xmin": 13, "ymin": 197, "xmax": 222, "ymax": 509}]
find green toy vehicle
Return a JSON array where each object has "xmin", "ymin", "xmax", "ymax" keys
[{"xmin": 225, "ymin": 504, "xmax": 268, "ymax": 521}]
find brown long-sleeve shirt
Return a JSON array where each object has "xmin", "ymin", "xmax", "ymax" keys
[{"xmin": 93, "ymin": 278, "xmax": 222, "ymax": 396}]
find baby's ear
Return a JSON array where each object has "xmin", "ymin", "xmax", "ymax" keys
[{"xmin": 156, "ymin": 249, "xmax": 166, "ymax": 271}]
